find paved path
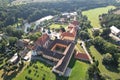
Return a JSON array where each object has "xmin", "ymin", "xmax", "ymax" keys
[{"xmin": 81, "ymin": 41, "xmax": 93, "ymax": 64}]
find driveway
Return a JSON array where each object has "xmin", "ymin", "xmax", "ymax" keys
[{"xmin": 81, "ymin": 41, "xmax": 93, "ymax": 64}]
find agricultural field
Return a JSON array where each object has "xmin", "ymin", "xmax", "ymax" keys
[{"xmin": 82, "ymin": 6, "xmax": 116, "ymax": 28}]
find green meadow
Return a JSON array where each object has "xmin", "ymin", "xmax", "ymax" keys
[
  {"xmin": 69, "ymin": 61, "xmax": 89, "ymax": 80},
  {"xmin": 82, "ymin": 6, "xmax": 116, "ymax": 28}
]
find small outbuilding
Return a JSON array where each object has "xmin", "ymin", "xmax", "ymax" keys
[{"xmin": 110, "ymin": 26, "xmax": 120, "ymax": 37}]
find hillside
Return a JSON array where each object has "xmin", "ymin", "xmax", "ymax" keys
[
  {"xmin": 0, "ymin": 0, "xmax": 14, "ymax": 6},
  {"xmin": 11, "ymin": 0, "xmax": 116, "ymax": 4},
  {"xmin": 0, "ymin": 0, "xmax": 116, "ymax": 7}
]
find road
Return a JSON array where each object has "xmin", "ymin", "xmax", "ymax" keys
[{"xmin": 81, "ymin": 41, "xmax": 93, "ymax": 64}]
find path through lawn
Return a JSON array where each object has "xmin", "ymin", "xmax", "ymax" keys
[{"xmin": 90, "ymin": 46, "xmax": 120, "ymax": 79}]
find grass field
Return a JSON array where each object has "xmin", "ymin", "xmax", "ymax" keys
[
  {"xmin": 87, "ymin": 29, "xmax": 94, "ymax": 38},
  {"xmin": 69, "ymin": 61, "xmax": 89, "ymax": 80},
  {"xmin": 13, "ymin": 57, "xmax": 89, "ymax": 80},
  {"xmin": 13, "ymin": 61, "xmax": 56, "ymax": 80},
  {"xmin": 82, "ymin": 6, "xmax": 116, "ymax": 28},
  {"xmin": 89, "ymin": 46, "xmax": 120, "ymax": 79},
  {"xmin": 49, "ymin": 23, "xmax": 67, "ymax": 29}
]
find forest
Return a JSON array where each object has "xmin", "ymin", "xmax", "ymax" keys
[
  {"xmin": 100, "ymin": 13, "xmax": 120, "ymax": 29},
  {"xmin": 0, "ymin": 0, "xmax": 116, "ymax": 29}
]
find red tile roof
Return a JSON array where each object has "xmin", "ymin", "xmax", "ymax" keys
[
  {"xmin": 61, "ymin": 23, "xmax": 77, "ymax": 39},
  {"xmin": 35, "ymin": 34, "xmax": 49, "ymax": 46},
  {"xmin": 68, "ymin": 24, "xmax": 76, "ymax": 29},
  {"xmin": 61, "ymin": 32, "xmax": 75, "ymax": 37},
  {"xmin": 27, "ymin": 45, "xmax": 36, "ymax": 50},
  {"xmin": 70, "ymin": 28, "xmax": 76, "ymax": 36},
  {"xmin": 71, "ymin": 20, "xmax": 79, "ymax": 26},
  {"xmin": 75, "ymin": 52, "xmax": 90, "ymax": 61}
]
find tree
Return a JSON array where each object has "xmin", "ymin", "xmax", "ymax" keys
[
  {"xmin": 87, "ymin": 61, "xmax": 100, "ymax": 80},
  {"xmin": 5, "ymin": 26, "xmax": 24, "ymax": 38},
  {"xmin": 12, "ymin": 30, "xmax": 24, "ymax": 39},
  {"xmin": 102, "ymin": 53, "xmax": 114, "ymax": 65},
  {"xmin": 0, "ymin": 40, "xmax": 6, "ymax": 53},
  {"xmin": 28, "ymin": 32, "xmax": 41, "ymax": 41},
  {"xmin": 60, "ymin": 27, "xmax": 66, "ymax": 32},
  {"xmin": 118, "ymin": 58, "xmax": 120, "ymax": 72},
  {"xmin": 47, "ymin": 28, "xmax": 51, "ymax": 34},
  {"xmin": 100, "ymin": 73, "xmax": 111, "ymax": 80},
  {"xmin": 79, "ymin": 31, "xmax": 90, "ymax": 40},
  {"xmin": 100, "ymin": 14, "xmax": 120, "ymax": 29},
  {"xmin": 94, "ymin": 37, "xmax": 119, "ymax": 54},
  {"xmin": 101, "ymin": 28, "xmax": 111, "ymax": 38},
  {"xmin": 8, "ymin": 37, "xmax": 18, "ymax": 46},
  {"xmin": 28, "ymin": 69, "xmax": 32, "ymax": 74},
  {"xmin": 5, "ymin": 26, "xmax": 14, "ymax": 36},
  {"xmin": 93, "ymin": 30, "xmax": 100, "ymax": 37}
]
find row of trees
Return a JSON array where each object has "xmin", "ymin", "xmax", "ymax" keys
[
  {"xmin": 94, "ymin": 37, "xmax": 119, "ymax": 54},
  {"xmin": 100, "ymin": 14, "xmax": 120, "ymax": 29},
  {"xmin": 5, "ymin": 26, "xmax": 24, "ymax": 39},
  {"xmin": 99, "ymin": 10, "xmax": 120, "ymax": 72},
  {"xmin": 77, "ymin": 14, "xmax": 92, "ymax": 40}
]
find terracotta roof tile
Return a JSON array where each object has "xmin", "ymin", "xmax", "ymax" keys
[
  {"xmin": 75, "ymin": 52, "xmax": 90, "ymax": 61},
  {"xmin": 71, "ymin": 20, "xmax": 79, "ymax": 26},
  {"xmin": 61, "ymin": 32, "xmax": 75, "ymax": 37},
  {"xmin": 35, "ymin": 34, "xmax": 49, "ymax": 46}
]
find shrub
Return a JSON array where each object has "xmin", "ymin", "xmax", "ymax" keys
[
  {"xmin": 28, "ymin": 69, "xmax": 32, "ymax": 74},
  {"xmin": 102, "ymin": 53, "xmax": 114, "ymax": 65}
]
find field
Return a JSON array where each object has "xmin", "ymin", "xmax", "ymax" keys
[
  {"xmin": 82, "ymin": 6, "xmax": 116, "ymax": 28},
  {"xmin": 69, "ymin": 61, "xmax": 89, "ymax": 80},
  {"xmin": 89, "ymin": 46, "xmax": 120, "ymax": 79},
  {"xmin": 13, "ymin": 61, "xmax": 56, "ymax": 80},
  {"xmin": 12, "ymin": 59, "xmax": 89, "ymax": 80},
  {"xmin": 49, "ymin": 23, "xmax": 67, "ymax": 29}
]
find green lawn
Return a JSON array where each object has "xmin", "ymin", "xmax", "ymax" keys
[
  {"xmin": 87, "ymin": 29, "xmax": 94, "ymax": 38},
  {"xmin": 89, "ymin": 46, "xmax": 120, "ymax": 79},
  {"xmin": 13, "ymin": 61, "xmax": 56, "ymax": 80},
  {"xmin": 13, "ymin": 58, "xmax": 89, "ymax": 80},
  {"xmin": 69, "ymin": 61, "xmax": 89, "ymax": 80},
  {"xmin": 82, "ymin": 6, "xmax": 116, "ymax": 28},
  {"xmin": 49, "ymin": 23, "xmax": 67, "ymax": 29}
]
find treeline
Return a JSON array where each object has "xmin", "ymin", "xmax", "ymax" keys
[
  {"xmin": 100, "ymin": 14, "xmax": 120, "ymax": 29},
  {"xmin": 0, "ymin": 0, "xmax": 14, "ymax": 7},
  {"xmin": 93, "ymin": 37, "xmax": 120, "ymax": 72},
  {"xmin": 0, "ymin": 0, "xmax": 116, "ymax": 29}
]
